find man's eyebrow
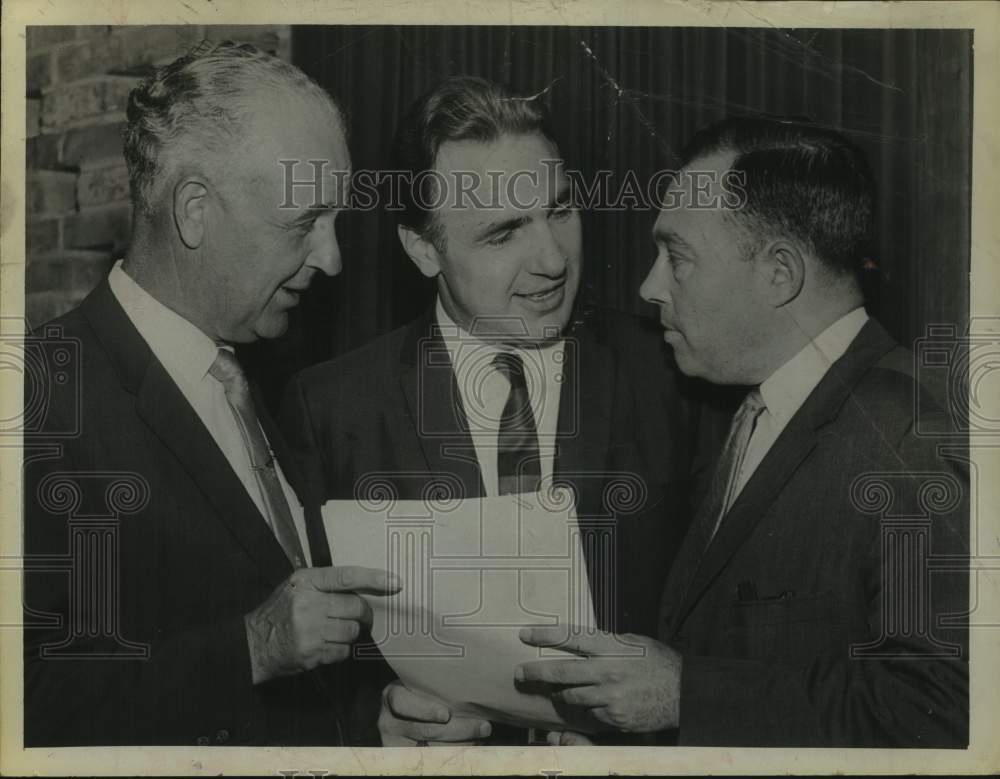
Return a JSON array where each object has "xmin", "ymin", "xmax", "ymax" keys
[
  {"xmin": 474, "ymin": 214, "xmax": 532, "ymax": 242},
  {"xmin": 288, "ymin": 202, "xmax": 340, "ymax": 225},
  {"xmin": 653, "ymin": 227, "xmax": 691, "ymax": 250},
  {"xmin": 546, "ymin": 182, "xmax": 574, "ymax": 208}
]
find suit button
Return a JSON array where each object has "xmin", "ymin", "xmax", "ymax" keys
[
  {"xmin": 196, "ymin": 735, "xmax": 210, "ymax": 746},
  {"xmin": 215, "ymin": 729, "xmax": 230, "ymax": 744}
]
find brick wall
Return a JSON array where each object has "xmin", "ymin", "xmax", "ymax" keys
[{"xmin": 24, "ymin": 25, "xmax": 292, "ymax": 327}]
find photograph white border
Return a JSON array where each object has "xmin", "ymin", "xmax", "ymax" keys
[{"xmin": 2, "ymin": 1, "xmax": 998, "ymax": 775}]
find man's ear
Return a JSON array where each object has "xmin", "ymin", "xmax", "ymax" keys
[
  {"xmin": 172, "ymin": 177, "xmax": 209, "ymax": 250},
  {"xmin": 756, "ymin": 239, "xmax": 805, "ymax": 307},
  {"xmin": 398, "ymin": 224, "xmax": 442, "ymax": 278}
]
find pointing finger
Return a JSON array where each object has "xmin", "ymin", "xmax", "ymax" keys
[{"xmin": 312, "ymin": 565, "xmax": 402, "ymax": 594}]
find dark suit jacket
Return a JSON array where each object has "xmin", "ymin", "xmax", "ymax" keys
[
  {"xmin": 280, "ymin": 304, "xmax": 728, "ymax": 744},
  {"xmin": 22, "ymin": 280, "xmax": 342, "ymax": 747},
  {"xmin": 657, "ymin": 319, "xmax": 969, "ymax": 747}
]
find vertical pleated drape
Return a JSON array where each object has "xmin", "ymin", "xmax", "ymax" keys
[{"xmin": 244, "ymin": 26, "xmax": 971, "ymax": 412}]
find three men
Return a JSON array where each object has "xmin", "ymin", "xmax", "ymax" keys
[
  {"xmin": 22, "ymin": 42, "xmax": 967, "ymax": 748},
  {"xmin": 519, "ymin": 117, "xmax": 969, "ymax": 747},
  {"xmin": 278, "ymin": 76, "xmax": 719, "ymax": 745},
  {"xmin": 23, "ymin": 42, "xmax": 396, "ymax": 746}
]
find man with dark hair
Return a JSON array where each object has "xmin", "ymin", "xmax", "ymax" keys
[
  {"xmin": 280, "ymin": 76, "xmax": 722, "ymax": 745},
  {"xmin": 23, "ymin": 41, "xmax": 398, "ymax": 746},
  {"xmin": 519, "ymin": 116, "xmax": 969, "ymax": 747}
]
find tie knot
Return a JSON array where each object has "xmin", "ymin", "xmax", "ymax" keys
[
  {"xmin": 492, "ymin": 351, "xmax": 528, "ymax": 388},
  {"xmin": 739, "ymin": 389, "xmax": 766, "ymax": 420},
  {"xmin": 209, "ymin": 349, "xmax": 249, "ymax": 396}
]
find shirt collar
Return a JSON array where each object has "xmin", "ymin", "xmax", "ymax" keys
[
  {"xmin": 433, "ymin": 298, "xmax": 565, "ymax": 392},
  {"xmin": 434, "ymin": 297, "xmax": 504, "ymax": 367},
  {"xmin": 108, "ymin": 260, "xmax": 221, "ymax": 395},
  {"xmin": 758, "ymin": 307, "xmax": 869, "ymax": 428}
]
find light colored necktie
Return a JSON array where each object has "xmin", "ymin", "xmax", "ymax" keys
[
  {"xmin": 209, "ymin": 349, "xmax": 306, "ymax": 568},
  {"xmin": 659, "ymin": 389, "xmax": 766, "ymax": 631},
  {"xmin": 708, "ymin": 389, "xmax": 767, "ymax": 539}
]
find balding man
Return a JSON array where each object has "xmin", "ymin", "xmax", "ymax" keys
[
  {"xmin": 520, "ymin": 117, "xmax": 969, "ymax": 747},
  {"xmin": 23, "ymin": 41, "xmax": 397, "ymax": 747}
]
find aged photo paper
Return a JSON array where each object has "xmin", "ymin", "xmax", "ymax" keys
[{"xmin": 2, "ymin": 0, "xmax": 999, "ymax": 775}]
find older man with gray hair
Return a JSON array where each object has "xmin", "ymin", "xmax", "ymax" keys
[{"xmin": 22, "ymin": 41, "xmax": 396, "ymax": 746}]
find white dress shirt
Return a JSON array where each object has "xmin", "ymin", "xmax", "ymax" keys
[
  {"xmin": 731, "ymin": 307, "xmax": 869, "ymax": 505},
  {"xmin": 108, "ymin": 261, "xmax": 312, "ymax": 565},
  {"xmin": 435, "ymin": 299, "xmax": 564, "ymax": 497}
]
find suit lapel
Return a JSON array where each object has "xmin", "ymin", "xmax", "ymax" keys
[
  {"xmin": 81, "ymin": 280, "xmax": 293, "ymax": 587},
  {"xmin": 666, "ymin": 319, "xmax": 899, "ymax": 634},
  {"xmin": 552, "ymin": 315, "xmax": 616, "ymax": 629},
  {"xmin": 553, "ymin": 316, "xmax": 613, "ymax": 492},
  {"xmin": 397, "ymin": 309, "xmax": 485, "ymax": 498},
  {"xmin": 668, "ymin": 422, "xmax": 820, "ymax": 631}
]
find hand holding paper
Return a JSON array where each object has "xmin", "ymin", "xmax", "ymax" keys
[
  {"xmin": 323, "ymin": 490, "xmax": 604, "ymax": 732},
  {"xmin": 378, "ymin": 681, "xmax": 492, "ymax": 746},
  {"xmin": 244, "ymin": 565, "xmax": 401, "ymax": 684},
  {"xmin": 518, "ymin": 627, "xmax": 682, "ymax": 733}
]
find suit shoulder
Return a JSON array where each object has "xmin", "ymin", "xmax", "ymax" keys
[
  {"xmin": 25, "ymin": 302, "xmax": 114, "ymax": 437},
  {"xmin": 846, "ymin": 344, "xmax": 955, "ymax": 445},
  {"xmin": 571, "ymin": 305, "xmax": 673, "ymax": 375},
  {"xmin": 30, "ymin": 302, "xmax": 92, "ymax": 342},
  {"xmin": 859, "ymin": 345, "xmax": 942, "ymax": 412},
  {"xmin": 27, "ymin": 301, "xmax": 113, "ymax": 387},
  {"xmin": 572, "ymin": 305, "xmax": 664, "ymax": 349},
  {"xmin": 293, "ymin": 321, "xmax": 410, "ymax": 393}
]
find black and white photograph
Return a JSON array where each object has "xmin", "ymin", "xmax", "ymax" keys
[{"xmin": 2, "ymin": 1, "xmax": 998, "ymax": 775}]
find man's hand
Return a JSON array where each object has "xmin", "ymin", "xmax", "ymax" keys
[
  {"xmin": 378, "ymin": 681, "xmax": 492, "ymax": 746},
  {"xmin": 545, "ymin": 730, "xmax": 594, "ymax": 745},
  {"xmin": 518, "ymin": 627, "xmax": 682, "ymax": 733},
  {"xmin": 245, "ymin": 565, "xmax": 400, "ymax": 684}
]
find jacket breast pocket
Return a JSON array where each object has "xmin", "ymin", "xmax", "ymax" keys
[{"xmin": 714, "ymin": 591, "xmax": 849, "ymax": 661}]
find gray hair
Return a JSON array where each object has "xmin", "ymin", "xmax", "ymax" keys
[{"xmin": 123, "ymin": 40, "xmax": 341, "ymax": 216}]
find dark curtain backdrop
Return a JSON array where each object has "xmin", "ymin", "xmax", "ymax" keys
[{"xmin": 244, "ymin": 26, "xmax": 971, "ymax": 412}]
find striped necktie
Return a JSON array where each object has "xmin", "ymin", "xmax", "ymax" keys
[{"xmin": 492, "ymin": 351, "xmax": 542, "ymax": 495}]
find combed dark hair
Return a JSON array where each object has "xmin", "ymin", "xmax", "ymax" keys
[
  {"xmin": 389, "ymin": 75, "xmax": 559, "ymax": 243},
  {"xmin": 123, "ymin": 40, "xmax": 341, "ymax": 216},
  {"xmin": 680, "ymin": 116, "xmax": 875, "ymax": 277}
]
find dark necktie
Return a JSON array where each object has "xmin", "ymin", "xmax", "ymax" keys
[
  {"xmin": 492, "ymin": 351, "xmax": 541, "ymax": 495},
  {"xmin": 209, "ymin": 349, "xmax": 306, "ymax": 568}
]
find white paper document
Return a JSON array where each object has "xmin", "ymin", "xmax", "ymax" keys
[{"xmin": 323, "ymin": 489, "xmax": 599, "ymax": 732}]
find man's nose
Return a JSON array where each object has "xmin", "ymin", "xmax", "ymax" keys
[
  {"xmin": 531, "ymin": 223, "xmax": 568, "ymax": 277},
  {"xmin": 307, "ymin": 213, "xmax": 343, "ymax": 277},
  {"xmin": 640, "ymin": 255, "xmax": 670, "ymax": 305}
]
